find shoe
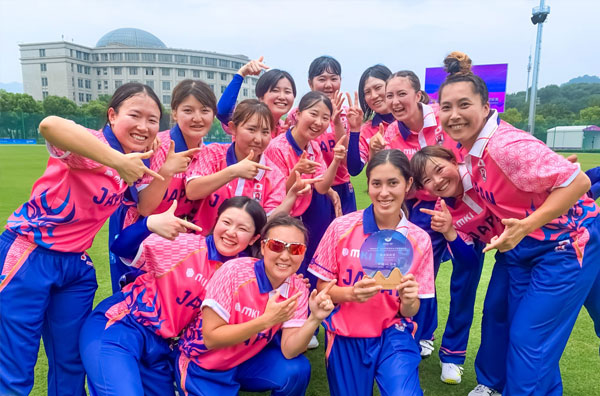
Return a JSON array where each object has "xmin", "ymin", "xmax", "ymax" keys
[
  {"xmin": 440, "ymin": 362, "xmax": 463, "ymax": 384},
  {"xmin": 419, "ymin": 339, "xmax": 434, "ymax": 357},
  {"xmin": 307, "ymin": 335, "xmax": 319, "ymax": 350},
  {"xmin": 468, "ymin": 384, "xmax": 502, "ymax": 396}
]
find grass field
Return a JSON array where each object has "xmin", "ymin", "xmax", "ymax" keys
[{"xmin": 1, "ymin": 145, "xmax": 599, "ymax": 396}]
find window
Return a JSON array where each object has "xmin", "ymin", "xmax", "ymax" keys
[
  {"xmin": 175, "ymin": 55, "xmax": 188, "ymax": 64},
  {"xmin": 71, "ymin": 64, "xmax": 74, "ymax": 72},
  {"xmin": 161, "ymin": 68, "xmax": 170, "ymax": 76},
  {"xmin": 110, "ymin": 53, "xmax": 123, "ymax": 61},
  {"xmin": 162, "ymin": 81, "xmax": 170, "ymax": 90},
  {"xmin": 79, "ymin": 93, "xmax": 84, "ymax": 102},
  {"xmin": 70, "ymin": 49, "xmax": 73, "ymax": 57},
  {"xmin": 158, "ymin": 54, "xmax": 172, "ymax": 62},
  {"xmin": 177, "ymin": 69, "xmax": 185, "ymax": 77},
  {"xmin": 93, "ymin": 54, "xmax": 99, "ymax": 62},
  {"xmin": 103, "ymin": 67, "xmax": 108, "ymax": 75},
  {"xmin": 220, "ymin": 72, "xmax": 228, "ymax": 81},
  {"xmin": 41, "ymin": 77, "xmax": 48, "ymax": 87},
  {"xmin": 232, "ymin": 61, "xmax": 242, "ymax": 70},
  {"xmin": 77, "ymin": 78, "xmax": 83, "ymax": 88},
  {"xmin": 219, "ymin": 59, "xmax": 230, "ymax": 68},
  {"xmin": 86, "ymin": 94, "xmax": 92, "ymax": 102},
  {"xmin": 163, "ymin": 95, "xmax": 171, "ymax": 104},
  {"xmin": 221, "ymin": 86, "xmax": 226, "ymax": 93},
  {"xmin": 145, "ymin": 67, "xmax": 154, "ymax": 76},
  {"xmin": 205, "ymin": 57, "xmax": 217, "ymax": 66},
  {"xmin": 206, "ymin": 71, "xmax": 215, "ymax": 79},
  {"xmin": 145, "ymin": 80, "xmax": 154, "ymax": 89},
  {"xmin": 97, "ymin": 81, "xmax": 102, "ymax": 90},
  {"xmin": 40, "ymin": 63, "xmax": 47, "ymax": 72},
  {"xmin": 101, "ymin": 53, "xmax": 108, "ymax": 62},
  {"xmin": 115, "ymin": 80, "xmax": 123, "ymax": 88},
  {"xmin": 96, "ymin": 68, "xmax": 101, "ymax": 76},
  {"xmin": 104, "ymin": 80, "xmax": 108, "ymax": 89},
  {"xmin": 129, "ymin": 67, "xmax": 138, "ymax": 75},
  {"xmin": 192, "ymin": 70, "xmax": 201, "ymax": 78},
  {"xmin": 71, "ymin": 77, "xmax": 74, "ymax": 87},
  {"xmin": 142, "ymin": 53, "xmax": 156, "ymax": 62},
  {"xmin": 85, "ymin": 80, "xmax": 91, "ymax": 89},
  {"xmin": 243, "ymin": 88, "xmax": 248, "ymax": 96},
  {"xmin": 39, "ymin": 49, "xmax": 46, "ymax": 57},
  {"xmin": 84, "ymin": 66, "xmax": 91, "ymax": 75},
  {"xmin": 209, "ymin": 84, "xmax": 215, "ymax": 91},
  {"xmin": 190, "ymin": 56, "xmax": 202, "ymax": 65},
  {"xmin": 114, "ymin": 67, "xmax": 122, "ymax": 75},
  {"xmin": 126, "ymin": 53, "xmax": 140, "ymax": 61},
  {"xmin": 42, "ymin": 91, "xmax": 49, "ymax": 99},
  {"xmin": 77, "ymin": 64, "xmax": 83, "ymax": 73}
]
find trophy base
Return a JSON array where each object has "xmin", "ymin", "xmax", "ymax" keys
[{"xmin": 372, "ymin": 267, "xmax": 403, "ymax": 289}]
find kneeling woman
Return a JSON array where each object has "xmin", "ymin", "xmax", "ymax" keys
[
  {"xmin": 175, "ymin": 215, "xmax": 335, "ymax": 396},
  {"xmin": 79, "ymin": 197, "xmax": 267, "ymax": 396},
  {"xmin": 309, "ymin": 150, "xmax": 435, "ymax": 396}
]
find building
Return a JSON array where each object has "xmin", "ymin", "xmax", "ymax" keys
[
  {"xmin": 19, "ymin": 28, "xmax": 258, "ymax": 108},
  {"xmin": 546, "ymin": 125, "xmax": 600, "ymax": 150}
]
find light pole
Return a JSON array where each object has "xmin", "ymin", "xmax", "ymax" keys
[{"xmin": 527, "ymin": 0, "xmax": 550, "ymax": 135}]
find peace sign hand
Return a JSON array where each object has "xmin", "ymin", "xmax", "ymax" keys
[
  {"xmin": 146, "ymin": 200, "xmax": 203, "ymax": 240},
  {"xmin": 331, "ymin": 90, "xmax": 346, "ymax": 124},
  {"xmin": 345, "ymin": 91, "xmax": 364, "ymax": 131}
]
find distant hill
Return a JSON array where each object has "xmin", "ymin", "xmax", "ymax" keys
[
  {"xmin": 563, "ymin": 75, "xmax": 600, "ymax": 85},
  {"xmin": 0, "ymin": 82, "xmax": 23, "ymax": 93}
]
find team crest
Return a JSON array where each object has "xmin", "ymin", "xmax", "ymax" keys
[
  {"xmin": 253, "ymin": 184, "xmax": 263, "ymax": 201},
  {"xmin": 478, "ymin": 159, "xmax": 487, "ymax": 182}
]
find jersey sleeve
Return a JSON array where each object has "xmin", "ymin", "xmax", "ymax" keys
[
  {"xmin": 133, "ymin": 233, "xmax": 204, "ymax": 277},
  {"xmin": 201, "ymin": 260, "xmax": 238, "ymax": 323},
  {"xmin": 216, "ymin": 74, "xmax": 244, "ymax": 125},
  {"xmin": 309, "ymin": 220, "xmax": 340, "ymax": 281},
  {"xmin": 282, "ymin": 277, "xmax": 309, "ymax": 328},
  {"xmin": 186, "ymin": 144, "xmax": 227, "ymax": 182},
  {"xmin": 347, "ymin": 131, "xmax": 363, "ymax": 176},
  {"xmin": 489, "ymin": 127, "xmax": 580, "ymax": 193},
  {"xmin": 261, "ymin": 164, "xmax": 286, "ymax": 215},
  {"xmin": 263, "ymin": 143, "xmax": 293, "ymax": 178},
  {"xmin": 46, "ymin": 128, "xmax": 106, "ymax": 170}
]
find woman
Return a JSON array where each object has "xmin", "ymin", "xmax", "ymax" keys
[
  {"xmin": 175, "ymin": 214, "xmax": 336, "ymax": 396},
  {"xmin": 0, "ymin": 82, "xmax": 162, "ymax": 396},
  {"xmin": 79, "ymin": 197, "xmax": 267, "ymax": 396},
  {"xmin": 438, "ymin": 51, "xmax": 600, "ymax": 395},
  {"xmin": 309, "ymin": 149, "xmax": 435, "ymax": 396}
]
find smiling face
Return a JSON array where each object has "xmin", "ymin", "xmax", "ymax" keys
[
  {"xmin": 439, "ymin": 81, "xmax": 490, "ymax": 150},
  {"xmin": 260, "ymin": 77, "xmax": 295, "ymax": 120},
  {"xmin": 295, "ymin": 101, "xmax": 331, "ymax": 142},
  {"xmin": 421, "ymin": 157, "xmax": 463, "ymax": 198},
  {"xmin": 385, "ymin": 76, "xmax": 422, "ymax": 123},
  {"xmin": 230, "ymin": 114, "xmax": 271, "ymax": 160},
  {"xmin": 172, "ymin": 95, "xmax": 214, "ymax": 147},
  {"xmin": 309, "ymin": 71, "xmax": 341, "ymax": 99},
  {"xmin": 213, "ymin": 207, "xmax": 259, "ymax": 257},
  {"xmin": 363, "ymin": 76, "xmax": 389, "ymax": 114},
  {"xmin": 108, "ymin": 93, "xmax": 161, "ymax": 153},
  {"xmin": 368, "ymin": 162, "xmax": 413, "ymax": 227},
  {"xmin": 261, "ymin": 225, "xmax": 306, "ymax": 288}
]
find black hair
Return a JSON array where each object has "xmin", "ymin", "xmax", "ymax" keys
[
  {"xmin": 410, "ymin": 146, "xmax": 457, "ymax": 190},
  {"xmin": 308, "ymin": 56, "xmax": 342, "ymax": 80},
  {"xmin": 387, "ymin": 71, "xmax": 430, "ymax": 104},
  {"xmin": 255, "ymin": 69, "xmax": 297, "ymax": 99},
  {"xmin": 261, "ymin": 213, "xmax": 309, "ymax": 246},
  {"xmin": 297, "ymin": 91, "xmax": 333, "ymax": 115},
  {"xmin": 216, "ymin": 196, "xmax": 267, "ymax": 238},
  {"xmin": 106, "ymin": 82, "xmax": 162, "ymax": 123},
  {"xmin": 171, "ymin": 79, "xmax": 217, "ymax": 114},
  {"xmin": 358, "ymin": 64, "xmax": 392, "ymax": 121},
  {"xmin": 438, "ymin": 51, "xmax": 489, "ymax": 105},
  {"xmin": 231, "ymin": 99, "xmax": 274, "ymax": 132},
  {"xmin": 366, "ymin": 149, "xmax": 412, "ymax": 183}
]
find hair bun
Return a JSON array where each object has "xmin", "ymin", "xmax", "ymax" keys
[{"xmin": 443, "ymin": 51, "xmax": 472, "ymax": 75}]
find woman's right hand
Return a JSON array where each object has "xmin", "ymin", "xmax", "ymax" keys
[
  {"xmin": 292, "ymin": 151, "xmax": 321, "ymax": 175},
  {"xmin": 160, "ymin": 141, "xmax": 202, "ymax": 177},
  {"xmin": 350, "ymin": 277, "xmax": 382, "ymax": 303},
  {"xmin": 238, "ymin": 56, "xmax": 269, "ymax": 77},
  {"xmin": 231, "ymin": 150, "xmax": 272, "ymax": 179},
  {"xmin": 261, "ymin": 291, "xmax": 302, "ymax": 328},
  {"xmin": 115, "ymin": 150, "xmax": 164, "ymax": 185},
  {"xmin": 368, "ymin": 124, "xmax": 387, "ymax": 159},
  {"xmin": 288, "ymin": 170, "xmax": 321, "ymax": 197},
  {"xmin": 146, "ymin": 200, "xmax": 202, "ymax": 240},
  {"xmin": 346, "ymin": 91, "xmax": 364, "ymax": 132}
]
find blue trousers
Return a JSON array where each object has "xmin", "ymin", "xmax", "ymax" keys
[
  {"xmin": 79, "ymin": 292, "xmax": 175, "ymax": 396},
  {"xmin": 325, "ymin": 326, "xmax": 423, "ymax": 396},
  {"xmin": 175, "ymin": 342, "xmax": 311, "ymax": 396},
  {"xmin": 502, "ymin": 217, "xmax": 600, "ymax": 396},
  {"xmin": 0, "ymin": 230, "xmax": 97, "ymax": 396},
  {"xmin": 108, "ymin": 204, "xmax": 133, "ymax": 293}
]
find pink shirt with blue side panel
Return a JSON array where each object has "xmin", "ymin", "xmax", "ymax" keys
[
  {"xmin": 178, "ymin": 257, "xmax": 309, "ymax": 371},
  {"xmin": 308, "ymin": 206, "xmax": 435, "ymax": 338}
]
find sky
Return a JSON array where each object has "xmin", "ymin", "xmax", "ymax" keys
[{"xmin": 1, "ymin": 0, "xmax": 598, "ymax": 97}]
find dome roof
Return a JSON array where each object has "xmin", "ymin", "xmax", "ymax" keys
[{"xmin": 96, "ymin": 28, "xmax": 166, "ymax": 48}]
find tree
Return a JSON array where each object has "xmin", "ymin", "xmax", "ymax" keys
[
  {"xmin": 0, "ymin": 90, "xmax": 42, "ymax": 113},
  {"xmin": 42, "ymin": 95, "xmax": 79, "ymax": 117},
  {"xmin": 500, "ymin": 108, "xmax": 523, "ymax": 126},
  {"xmin": 579, "ymin": 106, "xmax": 600, "ymax": 126}
]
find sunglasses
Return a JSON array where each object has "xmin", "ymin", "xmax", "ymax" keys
[{"xmin": 263, "ymin": 238, "xmax": 307, "ymax": 256}]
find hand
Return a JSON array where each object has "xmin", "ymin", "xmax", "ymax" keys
[
  {"xmin": 420, "ymin": 199, "xmax": 457, "ymax": 240},
  {"xmin": 295, "ymin": 273, "xmax": 311, "ymax": 290},
  {"xmin": 289, "ymin": 170, "xmax": 321, "ymax": 197},
  {"xmin": 332, "ymin": 135, "xmax": 348, "ymax": 162},
  {"xmin": 116, "ymin": 150, "xmax": 164, "ymax": 185},
  {"xmin": 566, "ymin": 154, "xmax": 578, "ymax": 163},
  {"xmin": 331, "ymin": 90, "xmax": 345, "ymax": 124},
  {"xmin": 146, "ymin": 200, "xmax": 203, "ymax": 240},
  {"xmin": 261, "ymin": 291, "xmax": 302, "ymax": 328},
  {"xmin": 238, "ymin": 56, "xmax": 269, "ymax": 77},
  {"xmin": 396, "ymin": 273, "xmax": 419, "ymax": 305},
  {"xmin": 150, "ymin": 136, "xmax": 161, "ymax": 152},
  {"xmin": 231, "ymin": 150, "xmax": 272, "ymax": 179},
  {"xmin": 345, "ymin": 91, "xmax": 364, "ymax": 131},
  {"xmin": 350, "ymin": 277, "xmax": 382, "ymax": 303},
  {"xmin": 309, "ymin": 279, "xmax": 336, "ymax": 321},
  {"xmin": 368, "ymin": 124, "xmax": 387, "ymax": 159},
  {"xmin": 483, "ymin": 218, "xmax": 530, "ymax": 253},
  {"xmin": 161, "ymin": 140, "xmax": 202, "ymax": 177},
  {"xmin": 327, "ymin": 188, "xmax": 342, "ymax": 217},
  {"xmin": 292, "ymin": 151, "xmax": 321, "ymax": 175}
]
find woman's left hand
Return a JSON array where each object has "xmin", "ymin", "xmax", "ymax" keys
[
  {"xmin": 332, "ymin": 135, "xmax": 347, "ymax": 162},
  {"xmin": 396, "ymin": 274, "xmax": 419, "ymax": 305},
  {"xmin": 331, "ymin": 90, "xmax": 345, "ymax": 124},
  {"xmin": 345, "ymin": 91, "xmax": 364, "ymax": 132},
  {"xmin": 327, "ymin": 188, "xmax": 342, "ymax": 217},
  {"xmin": 483, "ymin": 218, "xmax": 531, "ymax": 253},
  {"xmin": 309, "ymin": 279, "xmax": 336, "ymax": 321}
]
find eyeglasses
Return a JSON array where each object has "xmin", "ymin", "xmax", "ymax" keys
[{"xmin": 263, "ymin": 238, "xmax": 307, "ymax": 256}]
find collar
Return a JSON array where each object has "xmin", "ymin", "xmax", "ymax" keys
[
  {"xmin": 206, "ymin": 234, "xmax": 236, "ymax": 263},
  {"xmin": 254, "ymin": 259, "xmax": 291, "ymax": 297},
  {"xmin": 396, "ymin": 103, "xmax": 437, "ymax": 140},
  {"xmin": 362, "ymin": 205, "xmax": 409, "ymax": 236},
  {"xmin": 169, "ymin": 124, "xmax": 189, "ymax": 152},
  {"xmin": 285, "ymin": 128, "xmax": 304, "ymax": 157},
  {"xmin": 226, "ymin": 143, "xmax": 267, "ymax": 181},
  {"xmin": 102, "ymin": 123, "xmax": 125, "ymax": 154},
  {"xmin": 467, "ymin": 110, "xmax": 500, "ymax": 159},
  {"xmin": 372, "ymin": 113, "xmax": 395, "ymax": 127}
]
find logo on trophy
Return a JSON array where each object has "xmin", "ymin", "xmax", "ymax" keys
[{"xmin": 359, "ymin": 230, "xmax": 413, "ymax": 289}]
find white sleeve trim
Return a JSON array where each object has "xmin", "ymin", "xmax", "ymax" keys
[
  {"xmin": 123, "ymin": 245, "xmax": 144, "ymax": 268},
  {"xmin": 282, "ymin": 318, "xmax": 306, "ymax": 328},
  {"xmin": 136, "ymin": 183, "xmax": 149, "ymax": 192},
  {"xmin": 45, "ymin": 141, "xmax": 70, "ymax": 159},
  {"xmin": 554, "ymin": 167, "xmax": 580, "ymax": 190},
  {"xmin": 186, "ymin": 174, "xmax": 202, "ymax": 183},
  {"xmin": 418, "ymin": 293, "xmax": 435, "ymax": 299},
  {"xmin": 201, "ymin": 299, "xmax": 230, "ymax": 323},
  {"xmin": 307, "ymin": 267, "xmax": 333, "ymax": 282}
]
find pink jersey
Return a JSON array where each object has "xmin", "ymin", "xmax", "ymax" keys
[
  {"xmin": 6, "ymin": 126, "xmax": 128, "ymax": 252},
  {"xmin": 178, "ymin": 257, "xmax": 309, "ymax": 370},
  {"xmin": 263, "ymin": 129, "xmax": 328, "ymax": 215},
  {"xmin": 105, "ymin": 233, "xmax": 227, "ymax": 339},
  {"xmin": 357, "ymin": 113, "xmax": 395, "ymax": 164},
  {"xmin": 308, "ymin": 206, "xmax": 435, "ymax": 338},
  {"xmin": 185, "ymin": 143, "xmax": 288, "ymax": 234},
  {"xmin": 464, "ymin": 111, "xmax": 599, "ymax": 244}
]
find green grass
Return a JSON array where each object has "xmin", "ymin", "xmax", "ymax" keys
[{"xmin": 1, "ymin": 146, "xmax": 599, "ymax": 395}]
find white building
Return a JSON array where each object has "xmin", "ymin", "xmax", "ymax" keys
[
  {"xmin": 546, "ymin": 125, "xmax": 600, "ymax": 150},
  {"xmin": 19, "ymin": 28, "xmax": 258, "ymax": 108}
]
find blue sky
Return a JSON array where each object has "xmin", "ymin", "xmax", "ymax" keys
[{"xmin": 1, "ymin": 0, "xmax": 598, "ymax": 96}]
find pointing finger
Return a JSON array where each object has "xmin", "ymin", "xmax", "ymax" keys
[{"xmin": 143, "ymin": 165, "xmax": 164, "ymax": 181}]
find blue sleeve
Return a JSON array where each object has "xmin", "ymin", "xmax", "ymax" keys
[
  {"xmin": 347, "ymin": 131, "xmax": 365, "ymax": 176},
  {"xmin": 447, "ymin": 235, "xmax": 484, "ymax": 271},
  {"xmin": 585, "ymin": 167, "xmax": 600, "ymax": 200},
  {"xmin": 110, "ymin": 217, "xmax": 153, "ymax": 261},
  {"xmin": 216, "ymin": 74, "xmax": 244, "ymax": 124}
]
